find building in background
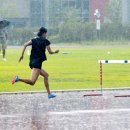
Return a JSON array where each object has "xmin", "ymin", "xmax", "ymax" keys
[
  {"xmin": 46, "ymin": 0, "xmax": 89, "ymax": 27},
  {"xmin": 1, "ymin": 0, "xmax": 130, "ymax": 27},
  {"xmin": 2, "ymin": 0, "xmax": 30, "ymax": 27},
  {"xmin": 89, "ymin": 0, "xmax": 109, "ymax": 22},
  {"xmin": 4, "ymin": 0, "xmax": 90, "ymax": 27},
  {"xmin": 90, "ymin": 0, "xmax": 130, "ymax": 25},
  {"xmin": 30, "ymin": 0, "xmax": 45, "ymax": 27}
]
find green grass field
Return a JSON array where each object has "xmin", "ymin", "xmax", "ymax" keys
[{"xmin": 1, "ymin": 45, "xmax": 130, "ymax": 92}]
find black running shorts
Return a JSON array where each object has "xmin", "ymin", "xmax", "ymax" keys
[{"xmin": 29, "ymin": 58, "xmax": 42, "ymax": 69}]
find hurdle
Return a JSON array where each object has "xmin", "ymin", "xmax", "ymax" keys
[
  {"xmin": 99, "ymin": 60, "xmax": 130, "ymax": 98},
  {"xmin": 84, "ymin": 61, "xmax": 103, "ymax": 97}
]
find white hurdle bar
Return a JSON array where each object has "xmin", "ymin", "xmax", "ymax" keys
[
  {"xmin": 99, "ymin": 60, "xmax": 130, "ymax": 97},
  {"xmin": 98, "ymin": 60, "xmax": 130, "ymax": 64}
]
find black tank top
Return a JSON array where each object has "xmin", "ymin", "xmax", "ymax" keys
[{"xmin": 30, "ymin": 37, "xmax": 50, "ymax": 61}]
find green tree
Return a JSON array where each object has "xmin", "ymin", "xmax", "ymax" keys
[
  {"xmin": 59, "ymin": 9, "xmax": 82, "ymax": 42},
  {"xmin": 107, "ymin": 0, "xmax": 122, "ymax": 23}
]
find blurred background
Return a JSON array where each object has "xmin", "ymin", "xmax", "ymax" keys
[{"xmin": 0, "ymin": 0, "xmax": 130, "ymax": 45}]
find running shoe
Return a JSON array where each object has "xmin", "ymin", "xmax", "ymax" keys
[
  {"xmin": 12, "ymin": 76, "xmax": 19, "ymax": 84},
  {"xmin": 48, "ymin": 93, "xmax": 57, "ymax": 99}
]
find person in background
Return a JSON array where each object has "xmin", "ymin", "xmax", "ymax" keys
[
  {"xmin": 0, "ymin": 28, "xmax": 7, "ymax": 61},
  {"xmin": 12, "ymin": 27, "xmax": 59, "ymax": 99}
]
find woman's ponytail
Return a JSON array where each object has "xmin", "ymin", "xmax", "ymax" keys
[{"xmin": 37, "ymin": 27, "xmax": 47, "ymax": 37}]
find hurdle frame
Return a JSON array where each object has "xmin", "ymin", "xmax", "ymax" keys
[
  {"xmin": 84, "ymin": 61, "xmax": 103, "ymax": 97},
  {"xmin": 99, "ymin": 60, "xmax": 130, "ymax": 97}
]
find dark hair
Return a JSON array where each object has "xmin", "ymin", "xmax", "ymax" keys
[{"xmin": 37, "ymin": 27, "xmax": 47, "ymax": 37}]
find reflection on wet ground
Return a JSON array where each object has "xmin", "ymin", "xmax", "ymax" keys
[{"xmin": 0, "ymin": 89, "xmax": 130, "ymax": 130}]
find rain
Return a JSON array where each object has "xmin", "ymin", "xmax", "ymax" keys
[{"xmin": 0, "ymin": 0, "xmax": 130, "ymax": 130}]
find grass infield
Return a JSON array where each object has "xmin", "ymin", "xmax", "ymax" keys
[{"xmin": 0, "ymin": 45, "xmax": 130, "ymax": 92}]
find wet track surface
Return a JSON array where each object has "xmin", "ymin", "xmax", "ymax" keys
[{"xmin": 0, "ymin": 89, "xmax": 130, "ymax": 130}]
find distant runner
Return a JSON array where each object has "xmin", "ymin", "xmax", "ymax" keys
[{"xmin": 0, "ymin": 28, "xmax": 7, "ymax": 61}]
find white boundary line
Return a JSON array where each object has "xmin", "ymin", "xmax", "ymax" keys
[
  {"xmin": 0, "ymin": 109, "xmax": 130, "ymax": 118},
  {"xmin": 49, "ymin": 109, "xmax": 130, "ymax": 115},
  {"xmin": 0, "ymin": 87, "xmax": 130, "ymax": 95}
]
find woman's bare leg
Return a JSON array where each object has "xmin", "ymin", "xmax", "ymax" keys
[
  {"xmin": 19, "ymin": 68, "xmax": 40, "ymax": 85},
  {"xmin": 40, "ymin": 69, "xmax": 50, "ymax": 94}
]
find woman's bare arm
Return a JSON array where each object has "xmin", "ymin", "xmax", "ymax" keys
[
  {"xmin": 46, "ymin": 45, "xmax": 59, "ymax": 54},
  {"xmin": 19, "ymin": 40, "xmax": 32, "ymax": 62}
]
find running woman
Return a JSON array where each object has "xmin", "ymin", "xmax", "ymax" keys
[{"xmin": 12, "ymin": 27, "xmax": 59, "ymax": 99}]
